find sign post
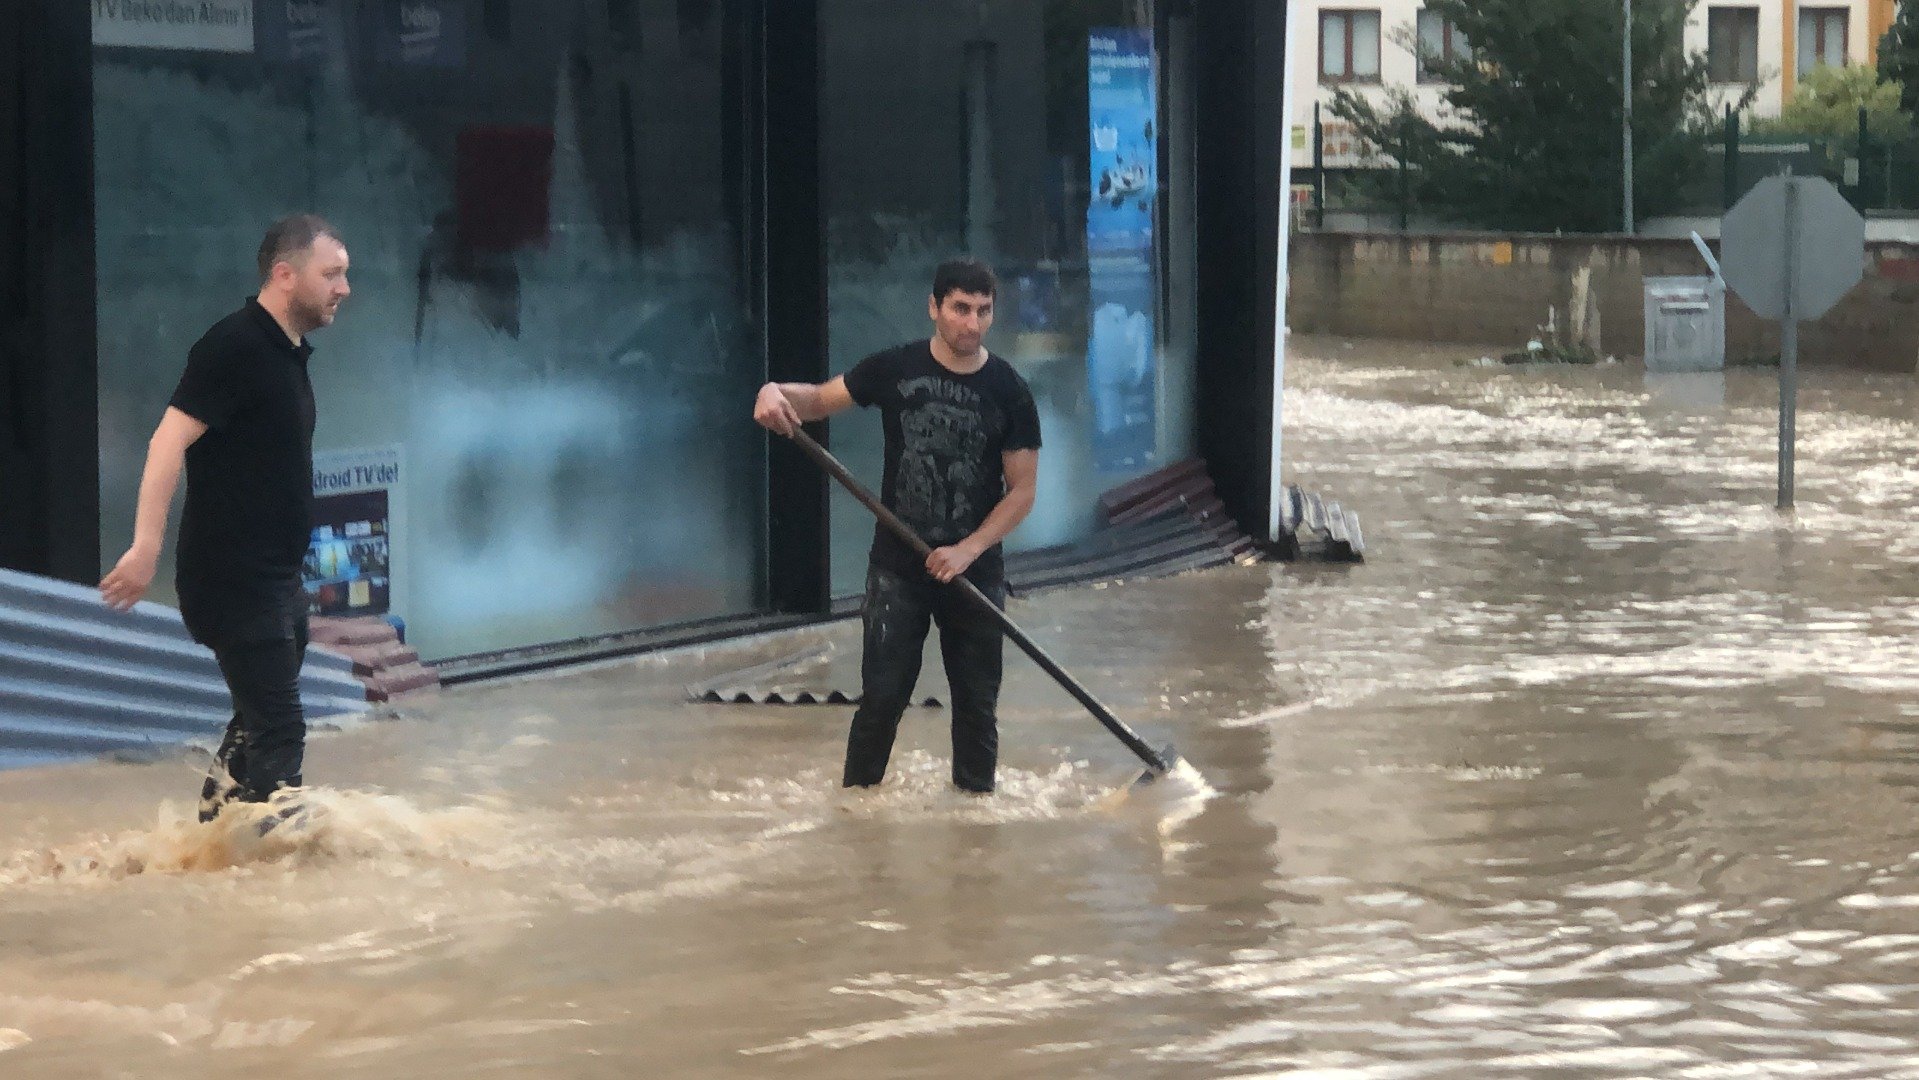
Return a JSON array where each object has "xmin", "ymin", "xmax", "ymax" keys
[{"xmin": 1720, "ymin": 174, "xmax": 1865, "ymax": 510}]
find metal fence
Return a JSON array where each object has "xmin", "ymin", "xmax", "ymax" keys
[
  {"xmin": 1295, "ymin": 105, "xmax": 1919, "ymax": 230},
  {"xmin": 1700, "ymin": 109, "xmax": 1919, "ymax": 215}
]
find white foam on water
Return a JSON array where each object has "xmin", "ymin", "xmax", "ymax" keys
[
  {"xmin": 1839, "ymin": 893, "xmax": 1919, "ymax": 909},
  {"xmin": 1846, "ymin": 935, "xmax": 1919, "ymax": 950},
  {"xmin": 739, "ymin": 961, "xmax": 1197, "ymax": 1056},
  {"xmin": 474, "ymin": 752, "xmax": 1162, "ymax": 917},
  {"xmin": 1708, "ymin": 936, "xmax": 1845, "ymax": 965},
  {"xmin": 1220, "ymin": 701, "xmax": 1320, "ymax": 728},
  {"xmin": 1285, "ymin": 382, "xmax": 1919, "ymax": 531},
  {"xmin": 1103, "ymin": 758, "xmax": 1218, "ymax": 846},
  {"xmin": 713, "ymin": 750, "xmax": 1117, "ymax": 825},
  {"xmin": 1485, "ymin": 1047, "xmax": 1704, "ymax": 1069},
  {"xmin": 0, "ymin": 979, "xmax": 253, "ymax": 1049},
  {"xmin": 208, "ymin": 1018, "xmax": 315, "ymax": 1049},
  {"xmin": 1020, "ymin": 1041, "xmax": 1099, "ymax": 1055},
  {"xmin": 1674, "ymin": 1063, "xmax": 1838, "ymax": 1078},
  {"xmin": 1563, "ymin": 880, "xmax": 1683, "ymax": 901},
  {"xmin": 1823, "ymin": 984, "xmax": 1899, "ymax": 1004},
  {"xmin": 1541, "ymin": 997, "xmax": 1687, "ymax": 1022}
]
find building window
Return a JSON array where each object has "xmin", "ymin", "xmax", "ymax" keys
[
  {"xmin": 1707, "ymin": 7, "xmax": 1760, "ymax": 84},
  {"xmin": 1415, "ymin": 8, "xmax": 1468, "ymax": 82},
  {"xmin": 1798, "ymin": 7, "xmax": 1849, "ymax": 76},
  {"xmin": 1320, "ymin": 10, "xmax": 1382, "ymax": 84}
]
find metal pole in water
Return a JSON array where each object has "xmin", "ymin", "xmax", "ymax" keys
[
  {"xmin": 1270, "ymin": 0, "xmax": 1308, "ymax": 541},
  {"xmin": 1779, "ymin": 176, "xmax": 1798, "ymax": 509},
  {"xmin": 1623, "ymin": 0, "xmax": 1634, "ymax": 232},
  {"xmin": 1313, "ymin": 102, "xmax": 1325, "ymax": 229}
]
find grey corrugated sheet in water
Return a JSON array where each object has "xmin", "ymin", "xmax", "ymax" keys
[{"xmin": 0, "ymin": 569, "xmax": 369, "ymax": 770}]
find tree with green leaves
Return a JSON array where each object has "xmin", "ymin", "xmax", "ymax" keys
[
  {"xmin": 1881, "ymin": 0, "xmax": 1919, "ymax": 117},
  {"xmin": 1329, "ymin": 0, "xmax": 1726, "ymax": 233},
  {"xmin": 1757, "ymin": 64, "xmax": 1911, "ymax": 139}
]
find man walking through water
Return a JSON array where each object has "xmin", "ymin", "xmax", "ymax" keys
[
  {"xmin": 754, "ymin": 259, "xmax": 1041, "ymax": 793},
  {"xmin": 101, "ymin": 215, "xmax": 350, "ymax": 824}
]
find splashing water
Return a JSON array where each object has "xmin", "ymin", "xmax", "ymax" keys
[
  {"xmin": 702, "ymin": 749, "xmax": 1121, "ymax": 826},
  {"xmin": 1115, "ymin": 758, "xmax": 1217, "ymax": 842},
  {"xmin": 0, "ymin": 788, "xmax": 513, "ymax": 886}
]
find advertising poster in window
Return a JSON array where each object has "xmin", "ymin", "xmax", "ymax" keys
[
  {"xmin": 305, "ymin": 447, "xmax": 401, "ymax": 619},
  {"xmin": 379, "ymin": 0, "xmax": 468, "ymax": 67},
  {"xmin": 257, "ymin": 0, "xmax": 337, "ymax": 65},
  {"xmin": 1087, "ymin": 28, "xmax": 1159, "ymax": 473}
]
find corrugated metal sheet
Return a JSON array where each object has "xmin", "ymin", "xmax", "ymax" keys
[{"xmin": 0, "ymin": 569, "xmax": 370, "ymax": 768}]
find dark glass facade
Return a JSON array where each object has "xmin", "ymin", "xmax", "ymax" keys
[{"xmin": 2, "ymin": 0, "xmax": 1285, "ymax": 667}]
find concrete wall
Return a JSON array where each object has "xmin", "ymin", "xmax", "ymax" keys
[{"xmin": 1287, "ymin": 231, "xmax": 1919, "ymax": 373}]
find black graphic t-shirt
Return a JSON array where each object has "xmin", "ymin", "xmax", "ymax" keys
[{"xmin": 842, "ymin": 341, "xmax": 1043, "ymax": 581}]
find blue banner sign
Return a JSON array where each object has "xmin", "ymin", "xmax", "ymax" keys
[{"xmin": 1086, "ymin": 28, "xmax": 1158, "ymax": 472}]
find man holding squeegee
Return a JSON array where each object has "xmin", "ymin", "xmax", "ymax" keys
[{"xmin": 753, "ymin": 259, "xmax": 1042, "ymax": 794}]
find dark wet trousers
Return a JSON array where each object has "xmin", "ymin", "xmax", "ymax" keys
[
  {"xmin": 198, "ymin": 618, "xmax": 309, "ymax": 823},
  {"xmin": 845, "ymin": 565, "xmax": 1006, "ymax": 793}
]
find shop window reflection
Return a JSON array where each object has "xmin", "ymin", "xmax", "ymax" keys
[{"xmin": 93, "ymin": 0, "xmax": 763, "ymax": 658}]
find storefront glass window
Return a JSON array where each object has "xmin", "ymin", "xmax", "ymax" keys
[
  {"xmin": 93, "ymin": 0, "xmax": 762, "ymax": 659},
  {"xmin": 820, "ymin": 0, "xmax": 1198, "ymax": 594}
]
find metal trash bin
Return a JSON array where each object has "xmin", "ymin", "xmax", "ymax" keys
[{"xmin": 1643, "ymin": 275, "xmax": 1725, "ymax": 372}]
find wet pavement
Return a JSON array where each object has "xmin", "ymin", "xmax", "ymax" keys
[{"xmin": 5, "ymin": 335, "xmax": 1919, "ymax": 1077}]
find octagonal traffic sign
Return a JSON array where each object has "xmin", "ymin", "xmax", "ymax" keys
[
  {"xmin": 1717, "ymin": 173, "xmax": 1867, "ymax": 511},
  {"xmin": 1721, "ymin": 174, "xmax": 1865, "ymax": 320}
]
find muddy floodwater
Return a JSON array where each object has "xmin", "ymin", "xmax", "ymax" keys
[{"xmin": 5, "ymin": 336, "xmax": 1919, "ymax": 1078}]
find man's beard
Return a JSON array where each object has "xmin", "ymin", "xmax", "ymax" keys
[
  {"xmin": 291, "ymin": 294, "xmax": 330, "ymax": 333},
  {"xmin": 943, "ymin": 329, "xmax": 981, "ymax": 355}
]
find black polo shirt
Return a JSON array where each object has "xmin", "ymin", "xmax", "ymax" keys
[{"xmin": 169, "ymin": 298, "xmax": 317, "ymax": 644}]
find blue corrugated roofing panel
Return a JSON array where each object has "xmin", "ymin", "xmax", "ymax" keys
[{"xmin": 0, "ymin": 569, "xmax": 370, "ymax": 770}]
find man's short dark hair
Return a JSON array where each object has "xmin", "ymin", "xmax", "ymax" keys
[
  {"xmin": 932, "ymin": 258, "xmax": 997, "ymax": 304},
  {"xmin": 258, "ymin": 214, "xmax": 341, "ymax": 282}
]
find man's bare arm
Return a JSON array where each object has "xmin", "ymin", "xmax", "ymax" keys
[
  {"xmin": 926, "ymin": 449, "xmax": 1039, "ymax": 583},
  {"xmin": 100, "ymin": 407, "xmax": 208, "ymax": 611},
  {"xmin": 753, "ymin": 376, "xmax": 856, "ymax": 436}
]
